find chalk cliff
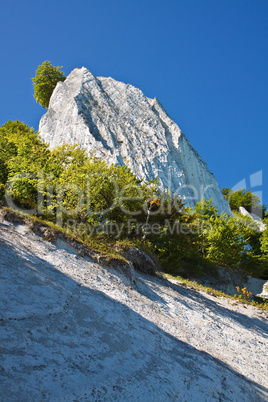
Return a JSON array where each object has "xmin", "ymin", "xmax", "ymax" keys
[{"xmin": 39, "ymin": 67, "xmax": 231, "ymax": 213}]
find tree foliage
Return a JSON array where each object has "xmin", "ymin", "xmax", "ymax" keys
[
  {"xmin": 204, "ymin": 214, "xmax": 246, "ymax": 267},
  {"xmin": 1, "ymin": 120, "xmax": 268, "ymax": 279},
  {"xmin": 32, "ymin": 61, "xmax": 66, "ymax": 109},
  {"xmin": 0, "ymin": 120, "xmax": 48, "ymax": 182},
  {"xmin": 260, "ymin": 222, "xmax": 268, "ymax": 254},
  {"xmin": 222, "ymin": 187, "xmax": 266, "ymax": 217},
  {"xmin": 0, "ymin": 121, "xmax": 157, "ymax": 219},
  {"xmin": 194, "ymin": 199, "xmax": 247, "ymax": 268},
  {"xmin": 0, "ymin": 121, "xmax": 49, "ymax": 208}
]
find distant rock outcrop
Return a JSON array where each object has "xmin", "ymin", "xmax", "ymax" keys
[
  {"xmin": 39, "ymin": 67, "xmax": 231, "ymax": 213},
  {"xmin": 239, "ymin": 206, "xmax": 266, "ymax": 231}
]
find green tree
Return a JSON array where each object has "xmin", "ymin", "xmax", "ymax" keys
[
  {"xmin": 222, "ymin": 187, "xmax": 266, "ymax": 217},
  {"xmin": 0, "ymin": 133, "xmax": 16, "ymax": 184},
  {"xmin": 0, "ymin": 121, "xmax": 48, "ymax": 175},
  {"xmin": 0, "ymin": 121, "xmax": 49, "ymax": 208},
  {"xmin": 204, "ymin": 214, "xmax": 246, "ymax": 268},
  {"xmin": 194, "ymin": 197, "xmax": 218, "ymax": 218},
  {"xmin": 54, "ymin": 149, "xmax": 154, "ymax": 225},
  {"xmin": 260, "ymin": 222, "xmax": 268, "ymax": 254},
  {"xmin": 32, "ymin": 61, "xmax": 66, "ymax": 109},
  {"xmin": 194, "ymin": 199, "xmax": 248, "ymax": 268}
]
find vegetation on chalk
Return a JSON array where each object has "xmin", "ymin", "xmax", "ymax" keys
[
  {"xmin": 32, "ymin": 61, "xmax": 66, "ymax": 109},
  {"xmin": 222, "ymin": 187, "xmax": 266, "ymax": 218},
  {"xmin": 0, "ymin": 62, "xmax": 267, "ymax": 310},
  {"xmin": 235, "ymin": 286, "xmax": 252, "ymax": 301},
  {"xmin": 0, "ymin": 207, "xmax": 133, "ymax": 266},
  {"xmin": 164, "ymin": 274, "xmax": 268, "ymax": 311},
  {"xmin": 1, "ymin": 119, "xmax": 268, "ymax": 283}
]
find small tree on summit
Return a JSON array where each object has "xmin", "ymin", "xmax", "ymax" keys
[{"xmin": 32, "ymin": 61, "xmax": 66, "ymax": 109}]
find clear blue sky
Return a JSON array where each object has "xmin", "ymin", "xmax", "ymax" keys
[{"xmin": 1, "ymin": 0, "xmax": 267, "ymax": 206}]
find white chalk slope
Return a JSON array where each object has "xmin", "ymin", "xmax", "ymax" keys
[
  {"xmin": 0, "ymin": 217, "xmax": 267, "ymax": 401},
  {"xmin": 39, "ymin": 67, "xmax": 231, "ymax": 214}
]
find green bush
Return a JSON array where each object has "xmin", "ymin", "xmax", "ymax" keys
[
  {"xmin": 32, "ymin": 61, "xmax": 66, "ymax": 109},
  {"xmin": 2, "ymin": 120, "xmax": 267, "ymax": 281},
  {"xmin": 0, "ymin": 183, "xmax": 5, "ymax": 200},
  {"xmin": 222, "ymin": 187, "xmax": 266, "ymax": 217}
]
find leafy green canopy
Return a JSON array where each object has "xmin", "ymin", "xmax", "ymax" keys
[
  {"xmin": 193, "ymin": 199, "xmax": 246, "ymax": 268},
  {"xmin": 222, "ymin": 187, "xmax": 266, "ymax": 217},
  {"xmin": 0, "ymin": 120, "xmax": 50, "ymax": 207},
  {"xmin": 32, "ymin": 61, "xmax": 66, "ymax": 109},
  {"xmin": 1, "ymin": 120, "xmax": 267, "ymax": 279},
  {"xmin": 0, "ymin": 121, "xmax": 156, "ymax": 219},
  {"xmin": 0, "ymin": 120, "xmax": 48, "ymax": 184},
  {"xmin": 193, "ymin": 198, "xmax": 268, "ymax": 278},
  {"xmin": 260, "ymin": 218, "xmax": 268, "ymax": 254}
]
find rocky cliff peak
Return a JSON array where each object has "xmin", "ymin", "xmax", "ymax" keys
[{"xmin": 39, "ymin": 67, "xmax": 231, "ymax": 214}]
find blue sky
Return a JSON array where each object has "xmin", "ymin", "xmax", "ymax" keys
[{"xmin": 1, "ymin": 0, "xmax": 267, "ymax": 206}]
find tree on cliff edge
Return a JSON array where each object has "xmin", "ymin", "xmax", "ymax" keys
[{"xmin": 32, "ymin": 61, "xmax": 66, "ymax": 109}]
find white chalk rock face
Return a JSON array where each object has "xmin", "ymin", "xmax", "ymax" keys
[
  {"xmin": 39, "ymin": 67, "xmax": 231, "ymax": 213},
  {"xmin": 239, "ymin": 206, "xmax": 266, "ymax": 231}
]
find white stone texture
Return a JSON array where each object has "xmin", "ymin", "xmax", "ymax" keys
[
  {"xmin": 239, "ymin": 206, "xmax": 266, "ymax": 231},
  {"xmin": 1, "ymin": 217, "xmax": 268, "ymax": 400},
  {"xmin": 39, "ymin": 67, "xmax": 231, "ymax": 213}
]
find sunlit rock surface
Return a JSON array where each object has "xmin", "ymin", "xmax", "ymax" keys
[
  {"xmin": 1, "ymin": 215, "xmax": 267, "ymax": 400},
  {"xmin": 39, "ymin": 67, "xmax": 231, "ymax": 213}
]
